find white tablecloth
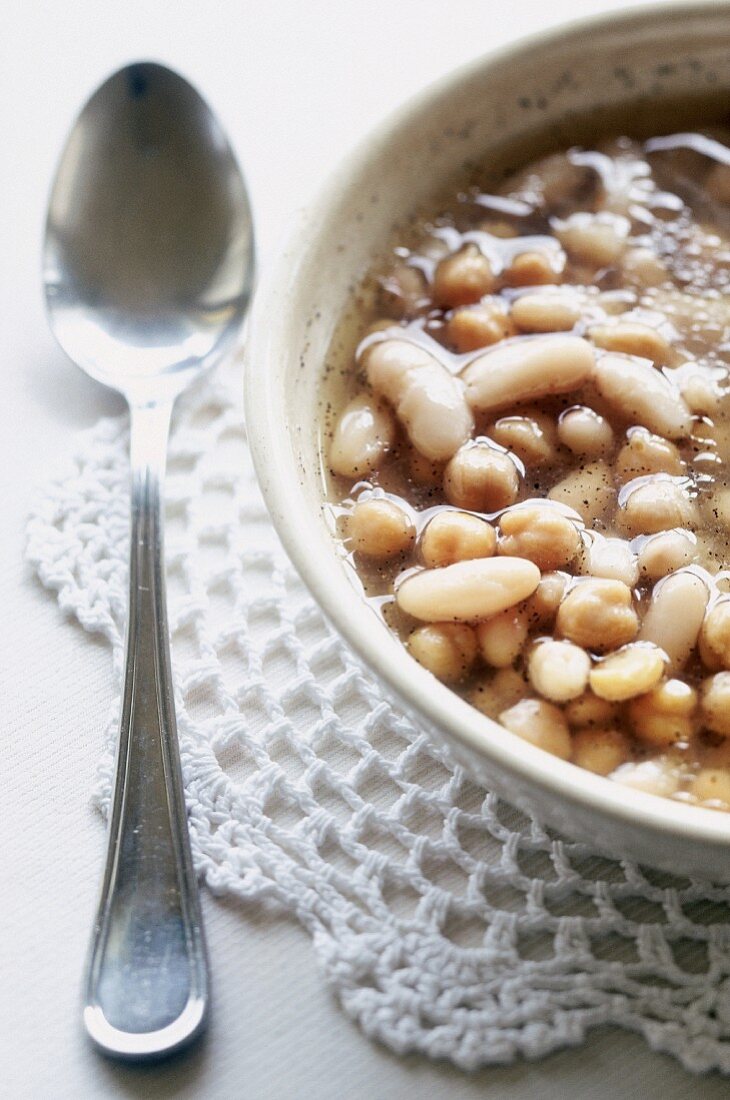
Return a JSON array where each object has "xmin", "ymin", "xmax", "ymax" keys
[{"xmin": 4, "ymin": 0, "xmax": 729, "ymax": 1095}]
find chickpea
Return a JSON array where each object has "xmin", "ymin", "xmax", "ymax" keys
[
  {"xmin": 380, "ymin": 263, "xmax": 427, "ymax": 319},
  {"xmin": 628, "ymin": 678, "xmax": 697, "ymax": 746},
  {"xmin": 555, "ymin": 211, "xmax": 630, "ymax": 266},
  {"xmin": 524, "ymin": 571, "xmax": 569, "ymax": 629},
  {"xmin": 589, "ymin": 643, "xmax": 666, "ymax": 702},
  {"xmin": 618, "ymin": 476, "xmax": 699, "ymax": 536},
  {"xmin": 621, "ymin": 246, "xmax": 669, "ymax": 288},
  {"xmin": 588, "ymin": 321, "xmax": 672, "ymax": 364},
  {"xmin": 433, "ymin": 244, "xmax": 495, "ymax": 307},
  {"xmin": 517, "ymin": 152, "xmax": 591, "ymax": 209},
  {"xmin": 676, "ymin": 367, "xmax": 721, "ymax": 416},
  {"xmin": 420, "ymin": 511, "xmax": 496, "ymax": 568},
  {"xmin": 637, "ymin": 529, "xmax": 698, "ymax": 580},
  {"xmin": 498, "ymin": 505, "xmax": 581, "ymax": 570},
  {"xmin": 469, "ymin": 667, "xmax": 529, "ymax": 717},
  {"xmin": 476, "ymin": 608, "xmax": 528, "ymax": 668},
  {"xmin": 348, "ymin": 498, "xmax": 415, "ymax": 559},
  {"xmin": 701, "ymin": 673, "xmax": 730, "ymax": 736},
  {"xmin": 511, "ymin": 291, "xmax": 581, "ymax": 332},
  {"xmin": 615, "ymin": 427, "xmax": 685, "ymax": 481},
  {"xmin": 408, "ymin": 623, "xmax": 478, "ymax": 683},
  {"xmin": 528, "ymin": 639, "xmax": 591, "ymax": 702},
  {"xmin": 504, "ymin": 250, "xmax": 562, "ymax": 286},
  {"xmin": 558, "ymin": 406, "xmax": 614, "ymax": 458},
  {"xmin": 579, "ymin": 536, "xmax": 638, "ymax": 588},
  {"xmin": 565, "ymin": 693, "xmax": 619, "ymax": 729},
  {"xmin": 572, "ymin": 728, "xmax": 631, "ymax": 776},
  {"xmin": 488, "ymin": 410, "xmax": 558, "ymax": 466},
  {"xmin": 446, "ymin": 298, "xmax": 514, "ymax": 352},
  {"xmin": 556, "ymin": 579, "xmax": 638, "ymax": 653},
  {"xmin": 547, "ymin": 460, "xmax": 615, "ymax": 524},
  {"xmin": 499, "ymin": 698, "xmax": 572, "ymax": 759},
  {"xmin": 699, "ymin": 599, "xmax": 730, "ymax": 671},
  {"xmin": 690, "ymin": 768, "xmax": 730, "ymax": 806},
  {"xmin": 444, "ymin": 443, "xmax": 520, "ymax": 512}
]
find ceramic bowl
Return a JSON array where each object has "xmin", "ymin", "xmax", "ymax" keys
[{"xmin": 246, "ymin": 1, "xmax": 730, "ymax": 881}]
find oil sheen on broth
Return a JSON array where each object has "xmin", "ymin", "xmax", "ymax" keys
[{"xmin": 323, "ymin": 128, "xmax": 730, "ymax": 812}]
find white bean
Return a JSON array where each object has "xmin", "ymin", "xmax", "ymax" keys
[
  {"xmin": 396, "ymin": 557, "xmax": 540, "ymax": 622},
  {"xmin": 528, "ymin": 639, "xmax": 591, "ymax": 702},
  {"xmin": 462, "ymin": 335, "xmax": 595, "ymax": 413},
  {"xmin": 511, "ymin": 291, "xmax": 581, "ymax": 333},
  {"xmin": 365, "ymin": 339, "xmax": 473, "ymax": 461},
  {"xmin": 638, "ymin": 569, "xmax": 709, "ymax": 671},
  {"xmin": 329, "ymin": 394, "xmax": 396, "ymax": 478},
  {"xmin": 588, "ymin": 321, "xmax": 672, "ymax": 364},
  {"xmin": 593, "ymin": 352, "xmax": 692, "ymax": 439}
]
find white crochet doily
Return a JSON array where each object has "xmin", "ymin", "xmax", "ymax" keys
[{"xmin": 26, "ymin": 366, "xmax": 730, "ymax": 1075}]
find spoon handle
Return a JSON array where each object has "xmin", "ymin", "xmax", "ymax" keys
[{"xmin": 83, "ymin": 400, "xmax": 209, "ymax": 1059}]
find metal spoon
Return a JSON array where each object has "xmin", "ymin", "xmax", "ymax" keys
[{"xmin": 43, "ymin": 61, "xmax": 254, "ymax": 1060}]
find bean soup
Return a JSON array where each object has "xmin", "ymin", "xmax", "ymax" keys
[{"xmin": 323, "ymin": 130, "xmax": 730, "ymax": 811}]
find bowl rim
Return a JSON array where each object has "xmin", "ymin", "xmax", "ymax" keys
[{"xmin": 246, "ymin": 0, "xmax": 730, "ymax": 857}]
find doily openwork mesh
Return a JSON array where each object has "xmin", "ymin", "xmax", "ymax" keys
[{"xmin": 25, "ymin": 368, "xmax": 730, "ymax": 1075}]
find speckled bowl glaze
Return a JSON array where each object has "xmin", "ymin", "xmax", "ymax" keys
[{"xmin": 246, "ymin": 2, "xmax": 730, "ymax": 881}]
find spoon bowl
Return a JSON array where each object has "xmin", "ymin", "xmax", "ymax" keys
[
  {"xmin": 43, "ymin": 62, "xmax": 254, "ymax": 1059},
  {"xmin": 44, "ymin": 61, "xmax": 253, "ymax": 399}
]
